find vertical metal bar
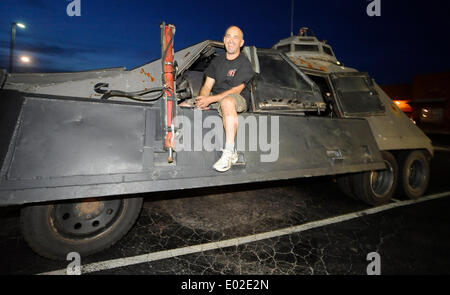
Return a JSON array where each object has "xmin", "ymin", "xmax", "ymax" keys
[{"xmin": 160, "ymin": 23, "xmax": 176, "ymax": 163}]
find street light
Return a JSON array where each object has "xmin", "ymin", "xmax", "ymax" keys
[
  {"xmin": 9, "ymin": 22, "xmax": 27, "ymax": 73},
  {"xmin": 20, "ymin": 56, "xmax": 31, "ymax": 63}
]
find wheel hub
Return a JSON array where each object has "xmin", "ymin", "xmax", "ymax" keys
[
  {"xmin": 370, "ymin": 160, "xmax": 394, "ymax": 198},
  {"xmin": 52, "ymin": 199, "xmax": 123, "ymax": 237},
  {"xmin": 408, "ymin": 160, "xmax": 425, "ymax": 189},
  {"xmin": 76, "ymin": 199, "xmax": 104, "ymax": 219}
]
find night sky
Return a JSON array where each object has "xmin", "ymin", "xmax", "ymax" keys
[{"xmin": 1, "ymin": 0, "xmax": 449, "ymax": 85}]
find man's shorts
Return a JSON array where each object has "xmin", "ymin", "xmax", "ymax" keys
[{"xmin": 182, "ymin": 94, "xmax": 247, "ymax": 117}]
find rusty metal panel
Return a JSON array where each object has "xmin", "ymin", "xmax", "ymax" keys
[{"xmin": 6, "ymin": 95, "xmax": 145, "ymax": 180}]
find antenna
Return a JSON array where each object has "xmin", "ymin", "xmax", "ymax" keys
[{"xmin": 290, "ymin": 0, "xmax": 294, "ymax": 36}]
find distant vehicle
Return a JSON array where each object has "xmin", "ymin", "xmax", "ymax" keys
[
  {"xmin": 409, "ymin": 98, "xmax": 450, "ymax": 134},
  {"xmin": 0, "ymin": 24, "xmax": 432, "ymax": 260},
  {"xmin": 382, "ymin": 72, "xmax": 450, "ymax": 135}
]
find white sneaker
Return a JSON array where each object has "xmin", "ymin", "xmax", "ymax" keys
[{"xmin": 213, "ymin": 149, "xmax": 238, "ymax": 172}]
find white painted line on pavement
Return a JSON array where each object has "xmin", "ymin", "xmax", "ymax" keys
[{"xmin": 39, "ymin": 190, "xmax": 450, "ymax": 275}]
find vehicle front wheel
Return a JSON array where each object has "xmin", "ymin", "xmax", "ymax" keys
[{"xmin": 20, "ymin": 196, "xmax": 143, "ymax": 260}]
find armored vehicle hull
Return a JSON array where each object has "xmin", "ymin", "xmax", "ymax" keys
[{"xmin": 0, "ymin": 29, "xmax": 432, "ymax": 259}]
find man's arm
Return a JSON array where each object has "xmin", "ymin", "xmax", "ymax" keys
[
  {"xmin": 195, "ymin": 77, "xmax": 245, "ymax": 109},
  {"xmin": 199, "ymin": 76, "xmax": 215, "ymax": 96},
  {"xmin": 207, "ymin": 83, "xmax": 245, "ymax": 103}
]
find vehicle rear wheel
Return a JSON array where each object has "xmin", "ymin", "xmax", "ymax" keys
[
  {"xmin": 351, "ymin": 151, "xmax": 398, "ymax": 206},
  {"xmin": 396, "ymin": 150, "xmax": 430, "ymax": 199},
  {"xmin": 20, "ymin": 196, "xmax": 143, "ymax": 260}
]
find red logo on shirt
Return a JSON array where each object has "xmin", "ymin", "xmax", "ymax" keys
[{"xmin": 227, "ymin": 69, "xmax": 237, "ymax": 77}]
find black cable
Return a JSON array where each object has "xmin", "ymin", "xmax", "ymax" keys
[
  {"xmin": 94, "ymin": 27, "xmax": 176, "ymax": 103},
  {"xmin": 101, "ymin": 90, "xmax": 164, "ymax": 102},
  {"xmin": 95, "ymin": 82, "xmax": 165, "ymax": 101}
]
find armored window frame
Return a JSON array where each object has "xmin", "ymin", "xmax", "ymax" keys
[
  {"xmin": 251, "ymin": 49, "xmax": 324, "ymax": 112},
  {"xmin": 330, "ymin": 72, "xmax": 385, "ymax": 117},
  {"xmin": 294, "ymin": 44, "xmax": 319, "ymax": 52},
  {"xmin": 322, "ymin": 46, "xmax": 333, "ymax": 56},
  {"xmin": 276, "ymin": 44, "xmax": 291, "ymax": 53}
]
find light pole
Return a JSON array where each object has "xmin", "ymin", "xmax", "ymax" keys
[{"xmin": 9, "ymin": 22, "xmax": 26, "ymax": 74}]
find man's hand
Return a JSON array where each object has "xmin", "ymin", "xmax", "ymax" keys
[{"xmin": 194, "ymin": 96, "xmax": 212, "ymax": 110}]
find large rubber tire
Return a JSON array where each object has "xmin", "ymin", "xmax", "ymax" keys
[
  {"xmin": 396, "ymin": 150, "xmax": 430, "ymax": 199},
  {"xmin": 351, "ymin": 151, "xmax": 399, "ymax": 206},
  {"xmin": 20, "ymin": 197, "xmax": 143, "ymax": 260}
]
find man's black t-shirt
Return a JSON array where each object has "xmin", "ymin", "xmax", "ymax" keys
[{"xmin": 204, "ymin": 53, "xmax": 255, "ymax": 110}]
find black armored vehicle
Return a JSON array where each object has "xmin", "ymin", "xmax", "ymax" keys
[{"xmin": 0, "ymin": 24, "xmax": 432, "ymax": 259}]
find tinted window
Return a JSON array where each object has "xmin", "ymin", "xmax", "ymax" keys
[
  {"xmin": 332, "ymin": 75, "xmax": 385, "ymax": 116},
  {"xmin": 334, "ymin": 77, "xmax": 372, "ymax": 92},
  {"xmin": 276, "ymin": 44, "xmax": 291, "ymax": 52},
  {"xmin": 258, "ymin": 53, "xmax": 311, "ymax": 90},
  {"xmin": 322, "ymin": 46, "xmax": 333, "ymax": 56},
  {"xmin": 294, "ymin": 44, "xmax": 319, "ymax": 52}
]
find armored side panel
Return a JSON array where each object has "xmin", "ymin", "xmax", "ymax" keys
[
  {"xmin": 0, "ymin": 90, "xmax": 385, "ymax": 206},
  {"xmin": 330, "ymin": 72, "xmax": 433, "ymax": 156},
  {"xmin": 368, "ymin": 84, "xmax": 433, "ymax": 155}
]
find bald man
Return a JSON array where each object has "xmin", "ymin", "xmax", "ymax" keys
[{"xmin": 179, "ymin": 26, "xmax": 255, "ymax": 172}]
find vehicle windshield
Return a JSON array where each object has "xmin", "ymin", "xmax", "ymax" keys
[
  {"xmin": 334, "ymin": 76, "xmax": 372, "ymax": 92},
  {"xmin": 258, "ymin": 53, "xmax": 313, "ymax": 91},
  {"xmin": 332, "ymin": 74, "xmax": 385, "ymax": 116}
]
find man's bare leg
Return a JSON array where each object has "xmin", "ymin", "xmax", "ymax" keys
[
  {"xmin": 221, "ymin": 96, "xmax": 238, "ymax": 149},
  {"xmin": 213, "ymin": 96, "xmax": 239, "ymax": 172}
]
